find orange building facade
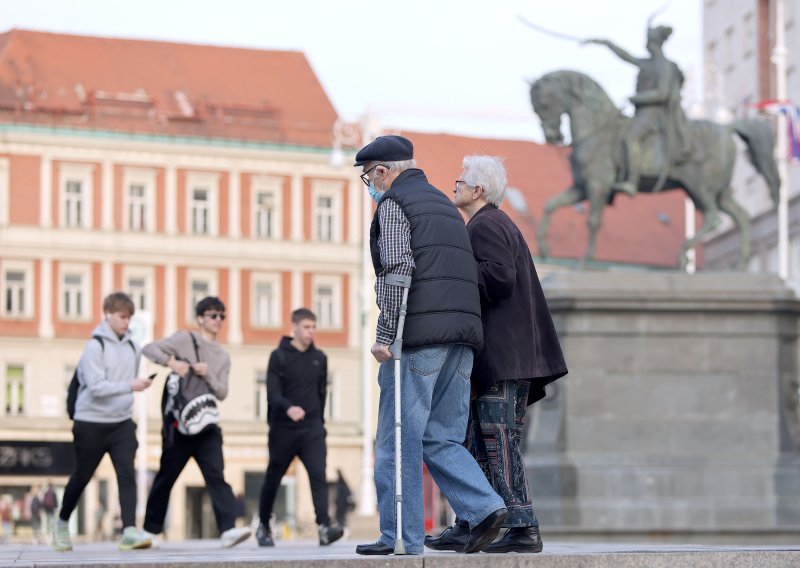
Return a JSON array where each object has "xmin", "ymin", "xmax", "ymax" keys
[{"xmin": 0, "ymin": 29, "xmax": 370, "ymax": 541}]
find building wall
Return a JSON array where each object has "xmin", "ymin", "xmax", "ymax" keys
[
  {"xmin": 0, "ymin": 125, "xmax": 374, "ymax": 539},
  {"xmin": 702, "ymin": 0, "xmax": 800, "ymax": 279}
]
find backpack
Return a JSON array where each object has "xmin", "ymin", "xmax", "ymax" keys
[
  {"xmin": 66, "ymin": 335, "xmax": 136, "ymax": 419},
  {"xmin": 42, "ymin": 489, "xmax": 57, "ymax": 512},
  {"xmin": 160, "ymin": 332, "xmax": 220, "ymax": 442}
]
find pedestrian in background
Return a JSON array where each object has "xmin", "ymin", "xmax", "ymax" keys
[
  {"xmin": 53, "ymin": 292, "xmax": 153, "ymax": 552},
  {"xmin": 257, "ymin": 308, "xmax": 343, "ymax": 547},
  {"xmin": 141, "ymin": 296, "xmax": 251, "ymax": 549}
]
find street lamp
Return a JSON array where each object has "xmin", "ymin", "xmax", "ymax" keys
[{"xmin": 331, "ymin": 116, "xmax": 381, "ymax": 516}]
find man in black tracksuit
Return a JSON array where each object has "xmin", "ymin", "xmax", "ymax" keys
[{"xmin": 257, "ymin": 308, "xmax": 343, "ymax": 547}]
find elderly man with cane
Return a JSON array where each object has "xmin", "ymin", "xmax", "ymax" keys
[{"xmin": 354, "ymin": 135, "xmax": 507, "ymax": 556}]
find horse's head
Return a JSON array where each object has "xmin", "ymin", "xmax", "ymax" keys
[
  {"xmin": 530, "ymin": 75, "xmax": 568, "ymax": 146},
  {"xmin": 531, "ymin": 70, "xmax": 619, "ymax": 146}
]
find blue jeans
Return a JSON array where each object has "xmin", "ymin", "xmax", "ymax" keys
[{"xmin": 374, "ymin": 344, "xmax": 505, "ymax": 554}]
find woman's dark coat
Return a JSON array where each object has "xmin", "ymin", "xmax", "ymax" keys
[{"xmin": 467, "ymin": 204, "xmax": 567, "ymax": 405}]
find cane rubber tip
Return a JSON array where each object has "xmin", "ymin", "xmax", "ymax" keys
[{"xmin": 394, "ymin": 539, "xmax": 406, "ymax": 555}]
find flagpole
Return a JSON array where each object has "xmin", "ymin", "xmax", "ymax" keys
[{"xmin": 773, "ymin": 0, "xmax": 789, "ymax": 281}]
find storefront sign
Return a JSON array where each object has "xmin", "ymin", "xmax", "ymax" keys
[{"xmin": 0, "ymin": 441, "xmax": 74, "ymax": 476}]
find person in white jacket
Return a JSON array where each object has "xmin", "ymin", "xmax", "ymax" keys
[{"xmin": 52, "ymin": 292, "xmax": 154, "ymax": 552}]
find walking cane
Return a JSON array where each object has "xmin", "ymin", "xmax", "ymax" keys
[{"xmin": 386, "ymin": 273, "xmax": 411, "ymax": 555}]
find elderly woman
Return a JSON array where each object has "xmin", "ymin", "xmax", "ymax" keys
[{"xmin": 426, "ymin": 155, "xmax": 568, "ymax": 554}]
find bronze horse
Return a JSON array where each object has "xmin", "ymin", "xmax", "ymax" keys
[{"xmin": 530, "ymin": 70, "xmax": 780, "ymax": 269}]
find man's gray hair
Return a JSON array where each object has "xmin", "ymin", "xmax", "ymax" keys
[
  {"xmin": 462, "ymin": 155, "xmax": 507, "ymax": 207},
  {"xmin": 383, "ymin": 159, "xmax": 416, "ymax": 173}
]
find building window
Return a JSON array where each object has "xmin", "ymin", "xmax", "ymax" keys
[
  {"xmin": 59, "ymin": 164, "xmax": 93, "ymax": 229},
  {"xmin": 316, "ymin": 196, "xmax": 334, "ymax": 242},
  {"xmin": 4, "ymin": 365, "xmax": 24, "ymax": 416},
  {"xmin": 316, "ymin": 285, "xmax": 334, "ymax": 327},
  {"xmin": 313, "ymin": 276, "xmax": 342, "ymax": 329},
  {"xmin": 256, "ymin": 370, "xmax": 268, "ymax": 421},
  {"xmin": 191, "ymin": 280, "xmax": 209, "ymax": 309},
  {"xmin": 255, "ymin": 192, "xmax": 275, "ymax": 238},
  {"xmin": 312, "ymin": 181, "xmax": 344, "ymax": 243},
  {"xmin": 63, "ymin": 274, "xmax": 84, "ymax": 318},
  {"xmin": 186, "ymin": 270, "xmax": 217, "ymax": 323},
  {"xmin": 128, "ymin": 277, "xmax": 147, "ymax": 312},
  {"xmin": 122, "ymin": 168, "xmax": 156, "ymax": 232},
  {"xmin": 127, "ymin": 184, "xmax": 147, "ymax": 231},
  {"xmin": 254, "ymin": 283, "xmax": 275, "ymax": 326},
  {"xmin": 191, "ymin": 188, "xmax": 210, "ymax": 235},
  {"xmin": 251, "ymin": 176, "xmax": 283, "ymax": 240},
  {"xmin": 251, "ymin": 274, "xmax": 281, "ymax": 328},
  {"xmin": 2, "ymin": 263, "xmax": 32, "ymax": 318},
  {"xmin": 59, "ymin": 264, "xmax": 91, "ymax": 320},
  {"xmin": 186, "ymin": 172, "xmax": 219, "ymax": 236},
  {"xmin": 64, "ymin": 181, "xmax": 84, "ymax": 227}
]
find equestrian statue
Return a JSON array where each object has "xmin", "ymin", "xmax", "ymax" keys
[{"xmin": 530, "ymin": 24, "xmax": 780, "ymax": 270}]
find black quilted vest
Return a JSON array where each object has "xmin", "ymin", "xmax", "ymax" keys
[{"xmin": 369, "ymin": 169, "xmax": 483, "ymax": 351}]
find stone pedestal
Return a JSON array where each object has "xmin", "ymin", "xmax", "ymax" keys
[{"xmin": 527, "ymin": 271, "xmax": 800, "ymax": 531}]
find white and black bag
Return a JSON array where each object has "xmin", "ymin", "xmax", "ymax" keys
[{"xmin": 161, "ymin": 332, "xmax": 220, "ymax": 440}]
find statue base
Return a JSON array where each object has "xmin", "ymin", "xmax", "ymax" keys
[{"xmin": 528, "ymin": 271, "xmax": 800, "ymax": 531}]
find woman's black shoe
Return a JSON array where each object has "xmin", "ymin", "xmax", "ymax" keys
[{"xmin": 483, "ymin": 526, "xmax": 544, "ymax": 553}]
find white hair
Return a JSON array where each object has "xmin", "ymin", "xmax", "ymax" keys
[
  {"xmin": 383, "ymin": 159, "xmax": 416, "ymax": 173},
  {"xmin": 462, "ymin": 155, "xmax": 507, "ymax": 207}
]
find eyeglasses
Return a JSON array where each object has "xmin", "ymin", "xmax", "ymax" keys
[
  {"xmin": 454, "ymin": 180, "xmax": 467, "ymax": 190},
  {"xmin": 204, "ymin": 312, "xmax": 226, "ymax": 321},
  {"xmin": 360, "ymin": 164, "xmax": 383, "ymax": 187}
]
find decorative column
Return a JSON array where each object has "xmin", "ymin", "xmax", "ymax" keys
[
  {"xmin": 38, "ymin": 257, "xmax": 54, "ymax": 338},
  {"xmin": 227, "ymin": 268, "xmax": 243, "ymax": 345},
  {"xmin": 165, "ymin": 166, "xmax": 177, "ymax": 236},
  {"xmin": 39, "ymin": 155, "xmax": 52, "ymax": 228}
]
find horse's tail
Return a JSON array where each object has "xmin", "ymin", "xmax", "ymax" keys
[{"xmin": 733, "ymin": 118, "xmax": 780, "ymax": 207}]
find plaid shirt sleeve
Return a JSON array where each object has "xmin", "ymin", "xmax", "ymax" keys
[{"xmin": 375, "ymin": 198, "xmax": 415, "ymax": 345}]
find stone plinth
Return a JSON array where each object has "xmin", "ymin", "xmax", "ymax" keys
[{"xmin": 527, "ymin": 271, "xmax": 800, "ymax": 531}]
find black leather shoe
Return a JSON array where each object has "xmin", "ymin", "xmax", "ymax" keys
[
  {"xmin": 256, "ymin": 522, "xmax": 274, "ymax": 547},
  {"xmin": 424, "ymin": 523, "xmax": 470, "ymax": 551},
  {"xmin": 483, "ymin": 526, "xmax": 543, "ymax": 553},
  {"xmin": 355, "ymin": 541, "xmax": 393, "ymax": 555},
  {"xmin": 463, "ymin": 508, "xmax": 508, "ymax": 554}
]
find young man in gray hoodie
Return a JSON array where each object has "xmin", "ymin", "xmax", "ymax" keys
[{"xmin": 53, "ymin": 292, "xmax": 153, "ymax": 552}]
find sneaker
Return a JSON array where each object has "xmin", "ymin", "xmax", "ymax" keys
[
  {"xmin": 52, "ymin": 519, "xmax": 72, "ymax": 552},
  {"xmin": 256, "ymin": 522, "xmax": 274, "ymax": 547},
  {"xmin": 118, "ymin": 527, "xmax": 152, "ymax": 551},
  {"xmin": 220, "ymin": 526, "xmax": 251, "ymax": 548},
  {"xmin": 318, "ymin": 524, "xmax": 344, "ymax": 546},
  {"xmin": 142, "ymin": 530, "xmax": 160, "ymax": 549}
]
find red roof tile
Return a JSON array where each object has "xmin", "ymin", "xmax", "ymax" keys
[
  {"xmin": 0, "ymin": 29, "xmax": 338, "ymax": 146},
  {"xmin": 403, "ymin": 131, "xmax": 691, "ymax": 268}
]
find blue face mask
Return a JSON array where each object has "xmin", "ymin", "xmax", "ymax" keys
[{"xmin": 368, "ymin": 182, "xmax": 384, "ymax": 203}]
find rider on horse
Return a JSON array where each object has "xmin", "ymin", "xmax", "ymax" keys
[{"xmin": 585, "ymin": 25, "xmax": 692, "ymax": 197}]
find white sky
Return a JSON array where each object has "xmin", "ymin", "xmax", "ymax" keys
[{"xmin": 0, "ymin": 0, "xmax": 702, "ymax": 142}]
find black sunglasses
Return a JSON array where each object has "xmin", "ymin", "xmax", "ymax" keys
[{"xmin": 204, "ymin": 312, "xmax": 226, "ymax": 321}]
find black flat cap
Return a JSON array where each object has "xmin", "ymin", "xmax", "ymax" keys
[{"xmin": 354, "ymin": 135, "xmax": 414, "ymax": 167}]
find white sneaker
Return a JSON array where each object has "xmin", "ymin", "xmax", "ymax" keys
[
  {"xmin": 118, "ymin": 527, "xmax": 152, "ymax": 550},
  {"xmin": 52, "ymin": 519, "xmax": 72, "ymax": 552},
  {"xmin": 220, "ymin": 526, "xmax": 251, "ymax": 548},
  {"xmin": 142, "ymin": 530, "xmax": 160, "ymax": 549}
]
